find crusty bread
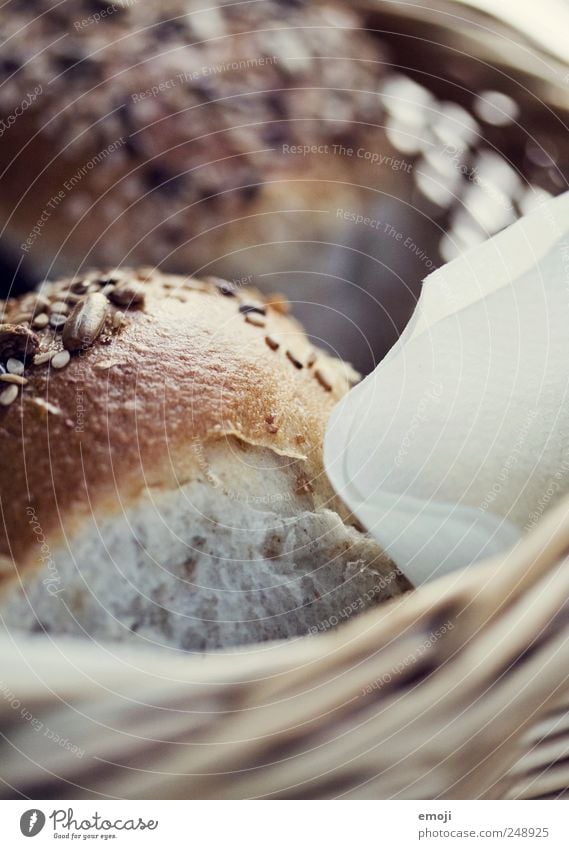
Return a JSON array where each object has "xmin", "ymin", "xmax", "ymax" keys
[
  {"xmin": 0, "ymin": 269, "xmax": 408, "ymax": 650},
  {"xmin": 0, "ymin": 0, "xmax": 395, "ymax": 280}
]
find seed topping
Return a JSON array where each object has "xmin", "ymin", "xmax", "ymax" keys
[
  {"xmin": 62, "ymin": 293, "xmax": 108, "ymax": 352},
  {"xmin": 0, "ymin": 373, "xmax": 27, "ymax": 386},
  {"xmin": 315, "ymin": 367, "xmax": 334, "ymax": 392},
  {"xmin": 108, "ymin": 281, "xmax": 145, "ymax": 307},
  {"xmin": 265, "ymin": 333, "xmax": 281, "ymax": 351},
  {"xmin": 33, "ymin": 352, "xmax": 54, "ymax": 366},
  {"xmin": 32, "ymin": 313, "xmax": 49, "ymax": 329},
  {"xmin": 6, "ymin": 358, "xmax": 24, "ymax": 375},
  {"xmin": 0, "ymin": 384, "xmax": 19, "ymax": 406},
  {"xmin": 245, "ymin": 313, "xmax": 266, "ymax": 328},
  {"xmin": 50, "ymin": 313, "xmax": 67, "ymax": 329},
  {"xmin": 239, "ymin": 303, "xmax": 266, "ymax": 316},
  {"xmin": 51, "ymin": 350, "xmax": 71, "ymax": 369},
  {"xmin": 286, "ymin": 349, "xmax": 304, "ymax": 369}
]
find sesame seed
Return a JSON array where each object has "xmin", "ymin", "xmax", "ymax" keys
[
  {"xmin": 49, "ymin": 301, "xmax": 69, "ymax": 315},
  {"xmin": 245, "ymin": 313, "xmax": 266, "ymax": 328},
  {"xmin": 30, "ymin": 398, "xmax": 62, "ymax": 416},
  {"xmin": 13, "ymin": 313, "xmax": 33, "ymax": 324},
  {"xmin": 0, "ymin": 373, "xmax": 27, "ymax": 386},
  {"xmin": 94, "ymin": 359, "xmax": 123, "ymax": 370},
  {"xmin": 6, "ymin": 358, "xmax": 24, "ymax": 375},
  {"xmin": 51, "ymin": 350, "xmax": 71, "ymax": 369},
  {"xmin": 32, "ymin": 313, "xmax": 50, "ymax": 329},
  {"xmin": 306, "ymin": 351, "xmax": 317, "ymax": 368},
  {"xmin": 0, "ymin": 384, "xmax": 18, "ymax": 406},
  {"xmin": 33, "ymin": 352, "xmax": 54, "ymax": 366},
  {"xmin": 50, "ymin": 313, "xmax": 67, "ymax": 330}
]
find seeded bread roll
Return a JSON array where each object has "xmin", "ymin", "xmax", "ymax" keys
[
  {"xmin": 0, "ymin": 0, "xmax": 395, "ymax": 281},
  {"xmin": 0, "ymin": 269, "xmax": 408, "ymax": 650}
]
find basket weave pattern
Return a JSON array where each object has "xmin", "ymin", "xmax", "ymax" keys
[{"xmin": 2, "ymin": 494, "xmax": 569, "ymax": 799}]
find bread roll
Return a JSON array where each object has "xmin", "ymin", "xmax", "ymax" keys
[
  {"xmin": 0, "ymin": 0, "xmax": 395, "ymax": 279},
  {"xmin": 0, "ymin": 269, "xmax": 408, "ymax": 650}
]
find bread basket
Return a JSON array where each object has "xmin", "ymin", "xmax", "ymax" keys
[
  {"xmin": 2, "ymin": 489, "xmax": 569, "ymax": 799},
  {"xmin": 2, "ymin": 0, "xmax": 569, "ymax": 800}
]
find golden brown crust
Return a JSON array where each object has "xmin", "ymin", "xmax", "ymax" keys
[
  {"xmin": 0, "ymin": 0, "xmax": 391, "ymax": 275},
  {"xmin": 0, "ymin": 268, "xmax": 358, "ymax": 583}
]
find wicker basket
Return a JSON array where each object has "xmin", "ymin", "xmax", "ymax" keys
[
  {"xmin": 2, "ymin": 0, "xmax": 569, "ymax": 802},
  {"xmin": 2, "ymin": 490, "xmax": 569, "ymax": 800}
]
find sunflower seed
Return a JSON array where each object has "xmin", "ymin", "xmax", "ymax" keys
[
  {"xmin": 51, "ymin": 350, "xmax": 71, "ymax": 369},
  {"xmin": 0, "ymin": 384, "xmax": 18, "ymax": 406},
  {"xmin": 63, "ymin": 293, "xmax": 108, "ymax": 352}
]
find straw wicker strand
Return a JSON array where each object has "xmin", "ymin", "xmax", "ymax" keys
[{"xmin": 2, "ymin": 494, "xmax": 569, "ymax": 798}]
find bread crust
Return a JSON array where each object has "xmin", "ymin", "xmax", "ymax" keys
[
  {"xmin": 0, "ymin": 0, "xmax": 392, "ymax": 276},
  {"xmin": 0, "ymin": 268, "xmax": 359, "ymax": 585}
]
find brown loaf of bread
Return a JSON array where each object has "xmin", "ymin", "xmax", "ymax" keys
[
  {"xmin": 0, "ymin": 269, "xmax": 409, "ymax": 650},
  {"xmin": 0, "ymin": 0, "xmax": 395, "ymax": 279}
]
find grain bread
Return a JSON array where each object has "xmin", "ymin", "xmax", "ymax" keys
[
  {"xmin": 0, "ymin": 269, "xmax": 409, "ymax": 650},
  {"xmin": 0, "ymin": 0, "xmax": 395, "ymax": 280}
]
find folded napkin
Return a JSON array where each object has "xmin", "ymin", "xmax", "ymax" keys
[{"xmin": 325, "ymin": 190, "xmax": 569, "ymax": 584}]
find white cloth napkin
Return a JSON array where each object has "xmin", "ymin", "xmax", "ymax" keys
[{"xmin": 325, "ymin": 191, "xmax": 569, "ymax": 585}]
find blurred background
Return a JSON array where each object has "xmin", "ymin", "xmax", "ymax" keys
[{"xmin": 1, "ymin": 0, "xmax": 568, "ymax": 374}]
